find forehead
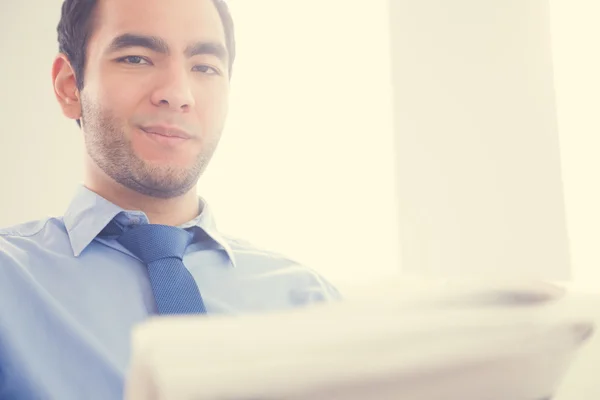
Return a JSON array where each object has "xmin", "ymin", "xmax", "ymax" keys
[{"xmin": 91, "ymin": 0, "xmax": 226, "ymax": 50}]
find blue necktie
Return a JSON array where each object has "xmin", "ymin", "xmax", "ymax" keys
[{"xmin": 109, "ymin": 223, "xmax": 207, "ymax": 315}]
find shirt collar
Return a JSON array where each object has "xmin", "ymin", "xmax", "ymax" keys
[{"xmin": 63, "ymin": 185, "xmax": 236, "ymax": 267}]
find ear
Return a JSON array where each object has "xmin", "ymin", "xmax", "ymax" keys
[{"xmin": 52, "ymin": 54, "xmax": 82, "ymax": 121}]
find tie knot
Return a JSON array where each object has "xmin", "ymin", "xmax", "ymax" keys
[{"xmin": 117, "ymin": 224, "xmax": 193, "ymax": 264}]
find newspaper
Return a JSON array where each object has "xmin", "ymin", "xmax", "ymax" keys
[{"xmin": 124, "ymin": 280, "xmax": 595, "ymax": 400}]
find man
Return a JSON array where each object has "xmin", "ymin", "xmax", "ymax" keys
[{"xmin": 0, "ymin": 0, "xmax": 340, "ymax": 398}]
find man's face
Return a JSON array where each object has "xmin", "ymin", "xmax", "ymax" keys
[{"xmin": 80, "ymin": 0, "xmax": 230, "ymax": 198}]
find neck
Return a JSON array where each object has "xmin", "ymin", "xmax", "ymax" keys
[{"xmin": 84, "ymin": 160, "xmax": 200, "ymax": 227}]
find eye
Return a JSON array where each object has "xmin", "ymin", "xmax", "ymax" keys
[
  {"xmin": 117, "ymin": 56, "xmax": 151, "ymax": 65},
  {"xmin": 192, "ymin": 65, "xmax": 220, "ymax": 75}
]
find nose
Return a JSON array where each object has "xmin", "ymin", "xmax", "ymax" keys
[{"xmin": 150, "ymin": 67, "xmax": 196, "ymax": 112}]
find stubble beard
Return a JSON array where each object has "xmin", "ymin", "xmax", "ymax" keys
[{"xmin": 80, "ymin": 95, "xmax": 220, "ymax": 199}]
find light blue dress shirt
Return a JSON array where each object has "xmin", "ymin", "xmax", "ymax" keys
[{"xmin": 0, "ymin": 186, "xmax": 340, "ymax": 399}]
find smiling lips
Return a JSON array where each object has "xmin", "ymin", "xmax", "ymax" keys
[{"xmin": 140, "ymin": 125, "xmax": 192, "ymax": 139}]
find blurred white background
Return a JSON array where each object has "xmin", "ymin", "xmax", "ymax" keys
[
  {"xmin": 549, "ymin": 0, "xmax": 600, "ymax": 291},
  {"xmin": 0, "ymin": 0, "xmax": 598, "ymax": 293}
]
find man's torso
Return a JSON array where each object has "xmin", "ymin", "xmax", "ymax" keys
[{"xmin": 0, "ymin": 188, "xmax": 339, "ymax": 399}]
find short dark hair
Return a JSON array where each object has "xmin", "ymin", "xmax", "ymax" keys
[{"xmin": 57, "ymin": 0, "xmax": 236, "ymax": 92}]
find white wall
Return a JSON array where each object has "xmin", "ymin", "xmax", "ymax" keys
[
  {"xmin": 388, "ymin": 0, "xmax": 571, "ymax": 280},
  {"xmin": 549, "ymin": 0, "xmax": 600, "ymax": 289},
  {"xmin": 0, "ymin": 1, "xmax": 84, "ymax": 223},
  {"xmin": 203, "ymin": 0, "xmax": 400, "ymax": 291}
]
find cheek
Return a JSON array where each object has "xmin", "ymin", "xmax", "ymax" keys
[
  {"xmin": 98, "ymin": 80, "xmax": 144, "ymax": 112},
  {"xmin": 93, "ymin": 66, "xmax": 149, "ymax": 115},
  {"xmin": 194, "ymin": 87, "xmax": 229, "ymax": 130}
]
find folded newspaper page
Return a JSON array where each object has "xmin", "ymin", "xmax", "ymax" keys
[{"xmin": 124, "ymin": 280, "xmax": 595, "ymax": 400}]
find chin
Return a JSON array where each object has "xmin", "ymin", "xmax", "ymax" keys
[
  {"xmin": 135, "ymin": 148, "xmax": 198, "ymax": 167},
  {"xmin": 128, "ymin": 166, "xmax": 199, "ymax": 198}
]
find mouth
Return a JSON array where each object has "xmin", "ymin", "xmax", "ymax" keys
[
  {"xmin": 139, "ymin": 125, "xmax": 192, "ymax": 140},
  {"xmin": 138, "ymin": 125, "xmax": 192, "ymax": 147}
]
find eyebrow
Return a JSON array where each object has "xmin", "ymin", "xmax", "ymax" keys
[{"xmin": 105, "ymin": 33, "xmax": 228, "ymax": 63}]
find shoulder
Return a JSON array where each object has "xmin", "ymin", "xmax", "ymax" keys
[
  {"xmin": 0, "ymin": 217, "xmax": 66, "ymax": 260},
  {"xmin": 0, "ymin": 219, "xmax": 53, "ymax": 291},
  {"xmin": 223, "ymin": 235, "xmax": 343, "ymax": 302},
  {"xmin": 226, "ymin": 235, "xmax": 297, "ymax": 260},
  {"xmin": 0, "ymin": 217, "xmax": 61, "ymax": 239}
]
